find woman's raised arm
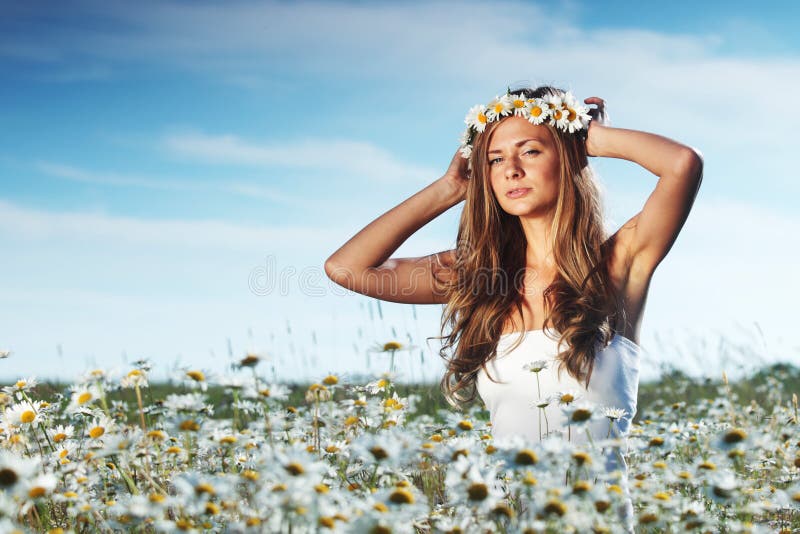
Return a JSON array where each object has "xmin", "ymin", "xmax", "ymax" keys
[
  {"xmin": 585, "ymin": 117, "xmax": 703, "ymax": 277},
  {"xmin": 324, "ymin": 150, "xmax": 468, "ymax": 304}
]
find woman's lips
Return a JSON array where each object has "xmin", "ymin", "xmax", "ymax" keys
[{"xmin": 506, "ymin": 188, "xmax": 531, "ymax": 198}]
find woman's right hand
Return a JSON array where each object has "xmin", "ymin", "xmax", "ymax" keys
[{"xmin": 440, "ymin": 148, "xmax": 470, "ymax": 203}]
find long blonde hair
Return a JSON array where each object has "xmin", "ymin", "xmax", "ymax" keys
[{"xmin": 435, "ymin": 85, "xmax": 625, "ymax": 407}]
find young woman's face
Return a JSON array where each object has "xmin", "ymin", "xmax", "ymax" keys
[{"xmin": 487, "ymin": 116, "xmax": 561, "ymax": 217}]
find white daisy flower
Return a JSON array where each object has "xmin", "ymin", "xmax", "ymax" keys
[
  {"xmin": 464, "ymin": 104, "xmax": 489, "ymax": 132},
  {"xmin": 485, "ymin": 94, "xmax": 513, "ymax": 121},
  {"xmin": 3, "ymin": 400, "xmax": 44, "ymax": 427},
  {"xmin": 601, "ymin": 406, "xmax": 627, "ymax": 422},
  {"xmin": 2, "ymin": 376, "xmax": 38, "ymax": 398},
  {"xmin": 544, "ymin": 93, "xmax": 565, "ymax": 113},
  {"xmin": 0, "ymin": 350, "xmax": 10, "ymax": 359},
  {"xmin": 522, "ymin": 360, "xmax": 549, "ymax": 373},
  {"xmin": 458, "ymin": 127, "xmax": 472, "ymax": 146},
  {"xmin": 566, "ymin": 103, "xmax": 592, "ymax": 133},
  {"xmin": 551, "ymin": 102, "xmax": 571, "ymax": 130},
  {"xmin": 86, "ymin": 415, "xmax": 114, "ymax": 440},
  {"xmin": 560, "ymin": 399, "xmax": 602, "ymax": 428},
  {"xmin": 509, "ymin": 93, "xmax": 529, "ymax": 118},
  {"xmin": 66, "ymin": 384, "xmax": 102, "ymax": 414},
  {"xmin": 554, "ymin": 389, "xmax": 582, "ymax": 406},
  {"xmin": 258, "ymin": 383, "xmax": 290, "ymax": 402},
  {"xmin": 120, "ymin": 368, "xmax": 148, "ymax": 389},
  {"xmin": 526, "ymin": 97, "xmax": 549, "ymax": 125},
  {"xmin": 561, "ymin": 91, "xmax": 580, "ymax": 110},
  {"xmin": 459, "ymin": 144, "xmax": 473, "ymax": 159},
  {"xmin": 49, "ymin": 424, "xmax": 75, "ymax": 444},
  {"xmin": 163, "ymin": 392, "xmax": 207, "ymax": 413},
  {"xmin": 22, "ymin": 473, "xmax": 57, "ymax": 500},
  {"xmin": 0, "ymin": 451, "xmax": 38, "ymax": 493}
]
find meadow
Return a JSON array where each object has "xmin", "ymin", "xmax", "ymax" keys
[{"xmin": 1, "ymin": 343, "xmax": 799, "ymax": 533}]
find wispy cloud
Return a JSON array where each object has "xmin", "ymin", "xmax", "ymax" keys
[
  {"xmin": 162, "ymin": 132, "xmax": 437, "ymax": 184},
  {"xmin": 0, "ymin": 198, "xmax": 334, "ymax": 252},
  {"xmin": 36, "ymin": 161, "xmax": 297, "ymax": 204}
]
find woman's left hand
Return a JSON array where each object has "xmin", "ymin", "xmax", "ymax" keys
[{"xmin": 583, "ymin": 96, "xmax": 609, "ymax": 157}]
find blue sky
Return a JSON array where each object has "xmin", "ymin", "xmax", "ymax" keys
[{"xmin": 1, "ymin": 0, "xmax": 798, "ymax": 383}]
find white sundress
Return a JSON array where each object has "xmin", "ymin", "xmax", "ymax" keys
[{"xmin": 476, "ymin": 326, "xmax": 643, "ymax": 531}]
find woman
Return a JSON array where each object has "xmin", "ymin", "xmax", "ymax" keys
[{"xmin": 325, "ymin": 84, "xmax": 702, "ymax": 528}]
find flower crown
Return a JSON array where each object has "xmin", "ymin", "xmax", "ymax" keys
[{"xmin": 458, "ymin": 89, "xmax": 593, "ymax": 159}]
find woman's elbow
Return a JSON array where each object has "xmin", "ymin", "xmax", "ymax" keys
[
  {"xmin": 324, "ymin": 258, "xmax": 356, "ymax": 289},
  {"xmin": 681, "ymin": 146, "xmax": 704, "ymax": 181}
]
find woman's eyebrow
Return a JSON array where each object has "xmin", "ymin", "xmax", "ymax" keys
[{"xmin": 488, "ymin": 138, "xmax": 544, "ymax": 154}]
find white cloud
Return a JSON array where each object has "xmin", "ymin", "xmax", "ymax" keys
[
  {"xmin": 0, "ymin": 198, "xmax": 332, "ymax": 252},
  {"xmin": 162, "ymin": 132, "xmax": 437, "ymax": 184},
  {"xmin": 36, "ymin": 161, "xmax": 297, "ymax": 204}
]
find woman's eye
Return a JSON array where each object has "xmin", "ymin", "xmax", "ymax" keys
[
  {"xmin": 525, "ymin": 149, "xmax": 540, "ymax": 155},
  {"xmin": 489, "ymin": 158, "xmax": 501, "ymax": 165}
]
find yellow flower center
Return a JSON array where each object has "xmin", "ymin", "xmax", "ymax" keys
[
  {"xmin": 78, "ymin": 392, "xmax": 92, "ymax": 405},
  {"xmin": 179, "ymin": 420, "xmax": 200, "ymax": 432},
  {"xmin": 457, "ymin": 420, "xmax": 473, "ymax": 431},
  {"xmin": 467, "ymin": 483, "xmax": 488, "ymax": 501},
  {"xmin": 29, "ymin": 486, "xmax": 47, "ymax": 498},
  {"xmin": 571, "ymin": 408, "xmax": 592, "ymax": 422},
  {"xmin": 723, "ymin": 428, "xmax": 747, "ymax": 443},
  {"xmin": 186, "ymin": 371, "xmax": 205, "ymax": 382},
  {"xmin": 514, "ymin": 449, "xmax": 538, "ymax": 465},
  {"xmin": 241, "ymin": 470, "xmax": 259, "ymax": 481},
  {"xmin": 369, "ymin": 447, "xmax": 388, "ymax": 461},
  {"xmin": 21, "ymin": 411, "xmax": 36, "ymax": 424},
  {"xmin": 284, "ymin": 462, "xmax": 305, "ymax": 476},
  {"xmin": 344, "ymin": 416, "xmax": 359, "ymax": 426},
  {"xmin": 194, "ymin": 483, "xmax": 215, "ymax": 495},
  {"xmin": 89, "ymin": 426, "xmax": 105, "ymax": 439},
  {"xmin": 573, "ymin": 480, "xmax": 591, "ymax": 493},
  {"xmin": 389, "ymin": 488, "xmax": 414, "ymax": 505},
  {"xmin": 572, "ymin": 451, "xmax": 591, "ymax": 465},
  {"xmin": 543, "ymin": 499, "xmax": 567, "ymax": 516}
]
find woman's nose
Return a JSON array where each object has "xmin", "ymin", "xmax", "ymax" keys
[{"xmin": 505, "ymin": 157, "xmax": 523, "ymax": 179}]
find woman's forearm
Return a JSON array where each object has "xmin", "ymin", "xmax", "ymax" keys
[
  {"xmin": 325, "ymin": 177, "xmax": 464, "ymax": 275},
  {"xmin": 591, "ymin": 125, "xmax": 699, "ymax": 177}
]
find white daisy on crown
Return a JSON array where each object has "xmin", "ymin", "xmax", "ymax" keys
[{"xmin": 459, "ymin": 88, "xmax": 593, "ymax": 159}]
